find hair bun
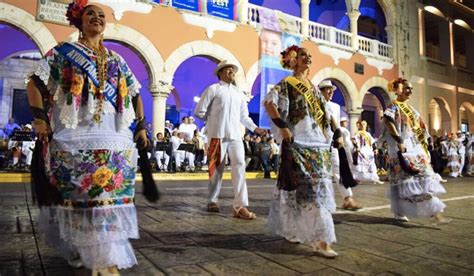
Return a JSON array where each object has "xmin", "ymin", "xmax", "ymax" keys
[
  {"xmin": 66, "ymin": 0, "xmax": 89, "ymax": 29},
  {"xmin": 280, "ymin": 45, "xmax": 300, "ymax": 70}
]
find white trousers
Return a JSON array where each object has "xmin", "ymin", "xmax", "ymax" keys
[
  {"xmin": 175, "ymin": 150, "xmax": 195, "ymax": 169},
  {"xmin": 155, "ymin": 151, "xmax": 169, "ymax": 169},
  {"xmin": 331, "ymin": 150, "xmax": 353, "ymax": 200},
  {"xmin": 208, "ymin": 139, "xmax": 249, "ymax": 207}
]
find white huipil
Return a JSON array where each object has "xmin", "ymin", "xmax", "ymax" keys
[
  {"xmin": 353, "ymin": 129, "xmax": 381, "ymax": 183},
  {"xmin": 381, "ymin": 103, "xmax": 446, "ymax": 218},
  {"xmin": 32, "ymin": 42, "xmax": 140, "ymax": 270},
  {"xmin": 194, "ymin": 81, "xmax": 257, "ymax": 207}
]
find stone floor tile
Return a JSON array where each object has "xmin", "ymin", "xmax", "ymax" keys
[
  {"xmin": 165, "ymin": 265, "xmax": 212, "ymax": 276},
  {"xmin": 199, "ymin": 255, "xmax": 299, "ymax": 275},
  {"xmin": 139, "ymin": 245, "xmax": 224, "ymax": 269}
]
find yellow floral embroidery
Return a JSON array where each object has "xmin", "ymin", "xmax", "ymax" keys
[
  {"xmin": 118, "ymin": 78, "xmax": 128, "ymax": 97},
  {"xmin": 70, "ymin": 74, "xmax": 84, "ymax": 96},
  {"xmin": 92, "ymin": 166, "xmax": 113, "ymax": 188}
]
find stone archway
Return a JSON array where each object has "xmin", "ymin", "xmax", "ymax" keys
[
  {"xmin": 358, "ymin": 76, "xmax": 392, "ymax": 108},
  {"xmin": 0, "ymin": 3, "xmax": 56, "ymax": 55},
  {"xmin": 165, "ymin": 41, "xmax": 246, "ymax": 92},
  {"xmin": 245, "ymin": 60, "xmax": 260, "ymax": 98},
  {"xmin": 376, "ymin": 0, "xmax": 396, "ymax": 28},
  {"xmin": 429, "ymin": 97, "xmax": 452, "ymax": 136},
  {"xmin": 68, "ymin": 23, "xmax": 164, "ymax": 87},
  {"xmin": 311, "ymin": 67, "xmax": 358, "ymax": 112}
]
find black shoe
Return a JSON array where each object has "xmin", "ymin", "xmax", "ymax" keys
[{"xmin": 264, "ymin": 172, "xmax": 271, "ymax": 179}]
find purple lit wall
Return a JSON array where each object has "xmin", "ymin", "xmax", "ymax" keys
[
  {"xmin": 0, "ymin": 24, "xmax": 38, "ymax": 61},
  {"xmin": 104, "ymin": 41, "xmax": 153, "ymax": 123},
  {"xmin": 169, "ymin": 56, "xmax": 218, "ymax": 128},
  {"xmin": 309, "ymin": 0, "xmax": 347, "ymax": 30},
  {"xmin": 359, "ymin": 0, "xmax": 387, "ymax": 42},
  {"xmin": 249, "ymin": 0, "xmax": 301, "ymax": 17},
  {"xmin": 248, "ymin": 73, "xmax": 261, "ymax": 123}
]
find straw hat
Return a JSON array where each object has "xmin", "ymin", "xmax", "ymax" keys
[{"xmin": 214, "ymin": 60, "xmax": 238, "ymax": 76}]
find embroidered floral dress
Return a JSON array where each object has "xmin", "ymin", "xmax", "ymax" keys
[
  {"xmin": 32, "ymin": 42, "xmax": 140, "ymax": 270},
  {"xmin": 381, "ymin": 103, "xmax": 446, "ymax": 218},
  {"xmin": 446, "ymin": 140, "xmax": 461, "ymax": 177},
  {"xmin": 265, "ymin": 79, "xmax": 336, "ymax": 245},
  {"xmin": 467, "ymin": 137, "xmax": 474, "ymax": 175},
  {"xmin": 353, "ymin": 130, "xmax": 380, "ymax": 182}
]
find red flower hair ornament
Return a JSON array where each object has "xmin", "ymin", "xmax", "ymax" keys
[
  {"xmin": 66, "ymin": 0, "xmax": 89, "ymax": 29},
  {"xmin": 388, "ymin": 77, "xmax": 407, "ymax": 92},
  {"xmin": 280, "ymin": 45, "xmax": 301, "ymax": 70}
]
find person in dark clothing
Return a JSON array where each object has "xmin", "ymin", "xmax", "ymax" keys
[{"xmin": 256, "ymin": 136, "xmax": 272, "ymax": 178}]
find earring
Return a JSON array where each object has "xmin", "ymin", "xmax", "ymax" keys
[{"xmin": 78, "ymin": 31, "xmax": 83, "ymax": 40}]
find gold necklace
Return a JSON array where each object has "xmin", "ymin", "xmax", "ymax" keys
[{"xmin": 80, "ymin": 39, "xmax": 108, "ymax": 123}]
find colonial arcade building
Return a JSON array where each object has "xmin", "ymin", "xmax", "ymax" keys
[{"xmin": 0, "ymin": 0, "xmax": 473, "ymax": 137}]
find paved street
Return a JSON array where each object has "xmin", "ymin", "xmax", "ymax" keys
[{"xmin": 0, "ymin": 176, "xmax": 473, "ymax": 275}]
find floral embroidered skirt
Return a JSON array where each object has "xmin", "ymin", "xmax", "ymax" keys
[
  {"xmin": 267, "ymin": 142, "xmax": 336, "ymax": 244},
  {"xmin": 387, "ymin": 148, "xmax": 446, "ymax": 218},
  {"xmin": 447, "ymin": 151, "xmax": 461, "ymax": 177},
  {"xmin": 353, "ymin": 147, "xmax": 380, "ymax": 182},
  {"xmin": 39, "ymin": 136, "xmax": 139, "ymax": 270}
]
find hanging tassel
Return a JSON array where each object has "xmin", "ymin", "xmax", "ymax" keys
[
  {"xmin": 138, "ymin": 147, "xmax": 160, "ymax": 202},
  {"xmin": 338, "ymin": 148, "xmax": 359, "ymax": 188},
  {"xmin": 31, "ymin": 139, "xmax": 61, "ymax": 206},
  {"xmin": 132, "ymin": 96, "xmax": 159, "ymax": 202}
]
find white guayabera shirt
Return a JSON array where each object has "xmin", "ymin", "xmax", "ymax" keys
[{"xmin": 194, "ymin": 81, "xmax": 257, "ymax": 140}]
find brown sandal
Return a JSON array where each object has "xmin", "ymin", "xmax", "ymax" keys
[
  {"xmin": 232, "ymin": 207, "xmax": 257, "ymax": 220},
  {"xmin": 342, "ymin": 198, "xmax": 362, "ymax": 211},
  {"xmin": 207, "ymin": 203, "xmax": 220, "ymax": 213}
]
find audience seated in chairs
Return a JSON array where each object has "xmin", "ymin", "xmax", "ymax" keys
[{"xmin": 154, "ymin": 132, "xmax": 170, "ymax": 172}]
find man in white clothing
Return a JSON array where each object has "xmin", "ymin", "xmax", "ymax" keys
[
  {"xmin": 457, "ymin": 131, "xmax": 466, "ymax": 176},
  {"xmin": 318, "ymin": 80, "xmax": 362, "ymax": 210},
  {"xmin": 195, "ymin": 60, "xmax": 265, "ymax": 219}
]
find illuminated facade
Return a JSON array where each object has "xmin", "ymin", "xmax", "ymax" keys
[{"xmin": 0, "ymin": 0, "xmax": 472, "ymax": 137}]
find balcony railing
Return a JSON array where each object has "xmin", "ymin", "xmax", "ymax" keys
[{"xmin": 248, "ymin": 4, "xmax": 392, "ymax": 60}]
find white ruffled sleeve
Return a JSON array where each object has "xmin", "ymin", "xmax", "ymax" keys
[
  {"xmin": 30, "ymin": 48, "xmax": 60, "ymax": 95},
  {"xmin": 263, "ymin": 80, "xmax": 289, "ymax": 143}
]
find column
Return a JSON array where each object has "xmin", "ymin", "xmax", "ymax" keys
[
  {"xmin": 418, "ymin": 8, "xmax": 425, "ymax": 56},
  {"xmin": 300, "ymin": 0, "xmax": 311, "ymax": 37},
  {"xmin": 449, "ymin": 21, "xmax": 454, "ymax": 66},
  {"xmin": 149, "ymin": 82, "xmax": 173, "ymax": 140},
  {"xmin": 348, "ymin": 110, "xmax": 362, "ymax": 135},
  {"xmin": 347, "ymin": 10, "xmax": 361, "ymax": 51},
  {"xmin": 239, "ymin": 0, "xmax": 249, "ymax": 24}
]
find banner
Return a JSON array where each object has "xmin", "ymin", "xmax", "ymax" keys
[
  {"xmin": 207, "ymin": 0, "xmax": 238, "ymax": 21},
  {"xmin": 258, "ymin": 27, "xmax": 300, "ymax": 129},
  {"xmin": 172, "ymin": 0, "xmax": 201, "ymax": 12}
]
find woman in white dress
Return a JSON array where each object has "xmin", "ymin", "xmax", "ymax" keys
[
  {"xmin": 264, "ymin": 45, "xmax": 337, "ymax": 258},
  {"xmin": 466, "ymin": 134, "xmax": 474, "ymax": 176},
  {"xmin": 446, "ymin": 133, "xmax": 461, "ymax": 178},
  {"xmin": 353, "ymin": 120, "xmax": 384, "ymax": 184},
  {"xmin": 381, "ymin": 78, "xmax": 451, "ymax": 224},
  {"xmin": 27, "ymin": 2, "xmax": 148, "ymax": 274}
]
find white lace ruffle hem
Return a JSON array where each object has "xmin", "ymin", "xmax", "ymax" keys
[
  {"xmin": 267, "ymin": 186, "xmax": 336, "ymax": 245},
  {"xmin": 39, "ymin": 205, "xmax": 139, "ymax": 269},
  {"xmin": 388, "ymin": 173, "xmax": 446, "ymax": 199}
]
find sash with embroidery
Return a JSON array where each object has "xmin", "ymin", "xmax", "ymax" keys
[
  {"xmin": 56, "ymin": 42, "xmax": 122, "ymax": 111},
  {"xmin": 394, "ymin": 100, "xmax": 429, "ymax": 155},
  {"xmin": 285, "ymin": 76, "xmax": 328, "ymax": 134},
  {"xmin": 356, "ymin": 130, "xmax": 372, "ymax": 146}
]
